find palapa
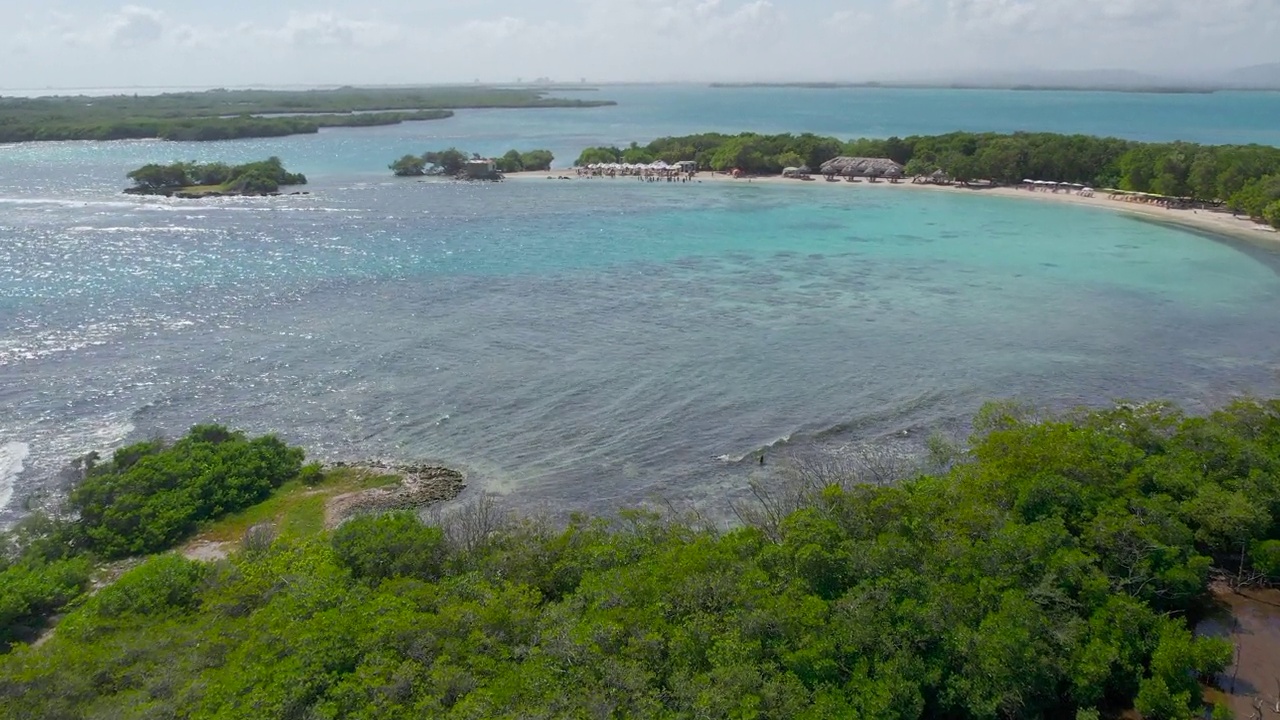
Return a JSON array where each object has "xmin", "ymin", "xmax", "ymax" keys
[{"xmin": 819, "ymin": 157, "xmax": 905, "ymax": 178}]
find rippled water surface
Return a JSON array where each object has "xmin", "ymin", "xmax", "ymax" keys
[{"xmin": 3, "ymin": 86, "xmax": 1280, "ymax": 519}]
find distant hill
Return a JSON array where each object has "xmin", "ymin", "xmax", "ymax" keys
[{"xmin": 1217, "ymin": 62, "xmax": 1280, "ymax": 89}]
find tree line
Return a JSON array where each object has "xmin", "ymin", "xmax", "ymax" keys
[
  {"xmin": 4, "ymin": 398, "xmax": 1280, "ymax": 718},
  {"xmin": 0, "ymin": 110, "xmax": 455, "ymax": 144},
  {"xmin": 126, "ymin": 157, "xmax": 307, "ymax": 194},
  {"xmin": 0, "ymin": 86, "xmax": 615, "ymax": 144},
  {"xmin": 390, "ymin": 148, "xmax": 554, "ymax": 177},
  {"xmin": 577, "ymin": 132, "xmax": 1280, "ymax": 227}
]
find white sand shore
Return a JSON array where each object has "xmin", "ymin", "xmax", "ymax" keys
[{"xmin": 506, "ymin": 170, "xmax": 1280, "ymax": 248}]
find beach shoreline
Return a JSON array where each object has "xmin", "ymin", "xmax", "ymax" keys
[{"xmin": 507, "ymin": 170, "xmax": 1280, "ymax": 248}]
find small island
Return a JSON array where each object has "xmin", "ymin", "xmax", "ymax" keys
[
  {"xmin": 123, "ymin": 157, "xmax": 308, "ymax": 198},
  {"xmin": 390, "ymin": 148, "xmax": 554, "ymax": 180}
]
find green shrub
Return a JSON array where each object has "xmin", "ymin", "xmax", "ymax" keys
[
  {"xmin": 332, "ymin": 512, "xmax": 446, "ymax": 583},
  {"xmin": 68, "ymin": 425, "xmax": 305, "ymax": 558}
]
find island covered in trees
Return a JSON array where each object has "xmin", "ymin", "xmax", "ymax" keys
[
  {"xmin": 3, "ymin": 398, "xmax": 1279, "ymax": 718},
  {"xmin": 390, "ymin": 148, "xmax": 555, "ymax": 179},
  {"xmin": 576, "ymin": 132, "xmax": 1280, "ymax": 228},
  {"xmin": 124, "ymin": 157, "xmax": 307, "ymax": 197},
  {"xmin": 0, "ymin": 86, "xmax": 615, "ymax": 143}
]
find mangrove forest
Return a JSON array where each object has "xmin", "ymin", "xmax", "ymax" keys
[{"xmin": 0, "ymin": 86, "xmax": 615, "ymax": 143}]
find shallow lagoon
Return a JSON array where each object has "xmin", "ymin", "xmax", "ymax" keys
[{"xmin": 2, "ymin": 86, "xmax": 1280, "ymax": 518}]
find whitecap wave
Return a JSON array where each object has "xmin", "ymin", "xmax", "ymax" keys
[
  {"xmin": 0, "ymin": 441, "xmax": 31, "ymax": 513},
  {"xmin": 0, "ymin": 197, "xmax": 138, "ymax": 209},
  {"xmin": 717, "ymin": 433, "xmax": 794, "ymax": 464}
]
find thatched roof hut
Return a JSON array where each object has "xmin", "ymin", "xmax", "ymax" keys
[{"xmin": 819, "ymin": 157, "xmax": 905, "ymax": 178}]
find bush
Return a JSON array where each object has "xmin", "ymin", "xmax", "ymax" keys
[
  {"xmin": 297, "ymin": 462, "xmax": 325, "ymax": 487},
  {"xmin": 332, "ymin": 512, "xmax": 446, "ymax": 583},
  {"xmin": 519, "ymin": 149, "xmax": 554, "ymax": 172},
  {"xmin": 0, "ymin": 558, "xmax": 93, "ymax": 648},
  {"xmin": 85, "ymin": 555, "xmax": 207, "ymax": 619},
  {"xmin": 68, "ymin": 425, "xmax": 305, "ymax": 558}
]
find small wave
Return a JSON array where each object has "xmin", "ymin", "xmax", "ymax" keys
[
  {"xmin": 0, "ymin": 197, "xmax": 139, "ymax": 209},
  {"xmin": 717, "ymin": 434, "xmax": 794, "ymax": 464},
  {"xmin": 0, "ymin": 441, "xmax": 31, "ymax": 513},
  {"xmin": 717, "ymin": 391, "xmax": 953, "ymax": 466},
  {"xmin": 66, "ymin": 225, "xmax": 213, "ymax": 234}
]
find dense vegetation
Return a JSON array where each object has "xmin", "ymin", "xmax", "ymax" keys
[
  {"xmin": 577, "ymin": 132, "xmax": 1280, "ymax": 227},
  {"xmin": 0, "ymin": 110, "xmax": 453, "ymax": 143},
  {"xmin": 0, "ymin": 86, "xmax": 614, "ymax": 143},
  {"xmin": 0, "ymin": 426, "xmax": 306, "ymax": 649},
  {"xmin": 126, "ymin": 157, "xmax": 308, "ymax": 194},
  {"xmin": 4, "ymin": 399, "xmax": 1279, "ymax": 719},
  {"xmin": 495, "ymin": 149, "xmax": 556, "ymax": 173},
  {"xmin": 390, "ymin": 148, "xmax": 554, "ymax": 177}
]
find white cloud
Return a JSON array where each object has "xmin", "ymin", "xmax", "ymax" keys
[
  {"xmin": 269, "ymin": 12, "xmax": 403, "ymax": 48},
  {"xmin": 106, "ymin": 5, "xmax": 166, "ymax": 48}
]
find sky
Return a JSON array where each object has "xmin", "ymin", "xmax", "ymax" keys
[{"xmin": 1, "ymin": 0, "xmax": 1278, "ymax": 89}]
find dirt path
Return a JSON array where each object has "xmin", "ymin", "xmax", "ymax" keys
[{"xmin": 181, "ymin": 541, "xmax": 234, "ymax": 563}]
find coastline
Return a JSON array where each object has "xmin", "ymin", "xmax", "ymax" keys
[{"xmin": 507, "ymin": 170, "xmax": 1280, "ymax": 248}]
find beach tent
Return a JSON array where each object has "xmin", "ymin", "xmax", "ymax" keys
[{"xmin": 782, "ymin": 166, "xmax": 801, "ymax": 177}]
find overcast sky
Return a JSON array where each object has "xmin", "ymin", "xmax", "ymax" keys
[{"xmin": 2, "ymin": 0, "xmax": 1278, "ymax": 89}]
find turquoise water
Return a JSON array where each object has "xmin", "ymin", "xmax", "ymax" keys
[{"xmin": 2, "ymin": 86, "xmax": 1280, "ymax": 518}]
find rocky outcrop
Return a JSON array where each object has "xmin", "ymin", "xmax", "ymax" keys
[{"xmin": 325, "ymin": 461, "xmax": 466, "ymax": 527}]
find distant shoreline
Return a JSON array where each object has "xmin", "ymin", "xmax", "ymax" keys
[
  {"xmin": 707, "ymin": 82, "xmax": 1228, "ymax": 94},
  {"xmin": 506, "ymin": 170, "xmax": 1280, "ymax": 248}
]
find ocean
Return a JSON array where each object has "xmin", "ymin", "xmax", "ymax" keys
[{"xmin": 3, "ymin": 85, "xmax": 1280, "ymax": 521}]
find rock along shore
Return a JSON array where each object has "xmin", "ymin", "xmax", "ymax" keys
[{"xmin": 325, "ymin": 460, "xmax": 466, "ymax": 527}]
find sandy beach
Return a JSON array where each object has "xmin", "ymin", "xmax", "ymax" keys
[{"xmin": 508, "ymin": 170, "xmax": 1280, "ymax": 248}]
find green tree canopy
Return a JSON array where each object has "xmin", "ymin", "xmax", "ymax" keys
[{"xmin": 390, "ymin": 154, "xmax": 428, "ymax": 176}]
